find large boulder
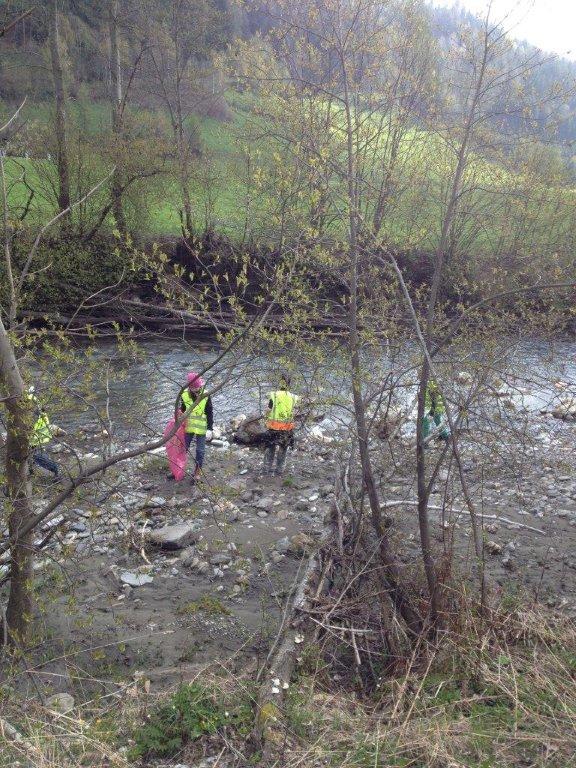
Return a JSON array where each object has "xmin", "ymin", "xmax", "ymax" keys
[
  {"xmin": 232, "ymin": 413, "xmax": 269, "ymax": 445},
  {"xmin": 146, "ymin": 523, "xmax": 199, "ymax": 550},
  {"xmin": 552, "ymin": 397, "xmax": 576, "ymax": 421}
]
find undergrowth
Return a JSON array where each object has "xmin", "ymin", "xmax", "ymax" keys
[{"xmin": 1, "ymin": 604, "xmax": 575, "ymax": 767}]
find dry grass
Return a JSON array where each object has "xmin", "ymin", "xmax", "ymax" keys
[
  {"xmin": 277, "ymin": 605, "xmax": 576, "ymax": 768},
  {"xmin": 1, "ymin": 605, "xmax": 575, "ymax": 767}
]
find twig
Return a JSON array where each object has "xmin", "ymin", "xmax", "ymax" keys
[
  {"xmin": 381, "ymin": 500, "xmax": 546, "ymax": 534},
  {"xmin": 0, "ymin": 97, "xmax": 27, "ymax": 134},
  {"xmin": 0, "ymin": 8, "xmax": 35, "ymax": 38},
  {"xmin": 308, "ymin": 616, "xmax": 374, "ymax": 635},
  {"xmin": 350, "ymin": 624, "xmax": 362, "ymax": 666}
]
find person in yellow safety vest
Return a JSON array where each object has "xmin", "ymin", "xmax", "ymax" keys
[
  {"xmin": 263, "ymin": 374, "xmax": 298, "ymax": 476},
  {"xmin": 27, "ymin": 386, "xmax": 60, "ymax": 478},
  {"xmin": 423, "ymin": 379, "xmax": 449, "ymax": 441},
  {"xmin": 176, "ymin": 372, "xmax": 214, "ymax": 485}
]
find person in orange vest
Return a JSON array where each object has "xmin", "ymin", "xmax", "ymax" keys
[{"xmin": 263, "ymin": 374, "xmax": 298, "ymax": 476}]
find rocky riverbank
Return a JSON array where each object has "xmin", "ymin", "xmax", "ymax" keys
[{"xmin": 2, "ymin": 408, "xmax": 576, "ymax": 732}]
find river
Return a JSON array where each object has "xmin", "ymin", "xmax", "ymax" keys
[{"xmin": 28, "ymin": 336, "xmax": 576, "ymax": 442}]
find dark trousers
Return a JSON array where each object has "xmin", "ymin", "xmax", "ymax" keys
[
  {"xmin": 263, "ymin": 430, "xmax": 293, "ymax": 475},
  {"xmin": 32, "ymin": 448, "xmax": 59, "ymax": 477},
  {"xmin": 185, "ymin": 432, "xmax": 206, "ymax": 470}
]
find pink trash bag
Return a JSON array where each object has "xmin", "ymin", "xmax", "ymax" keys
[{"xmin": 164, "ymin": 418, "xmax": 187, "ymax": 481}]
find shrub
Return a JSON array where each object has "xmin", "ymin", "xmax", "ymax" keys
[
  {"xmin": 11, "ymin": 235, "xmax": 127, "ymax": 313},
  {"xmin": 130, "ymin": 683, "xmax": 225, "ymax": 760}
]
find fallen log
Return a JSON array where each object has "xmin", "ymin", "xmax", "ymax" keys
[
  {"xmin": 252, "ymin": 509, "xmax": 337, "ymax": 762},
  {"xmin": 252, "ymin": 555, "xmax": 317, "ymax": 759}
]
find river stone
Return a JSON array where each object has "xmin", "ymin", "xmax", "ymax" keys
[
  {"xmin": 255, "ymin": 497, "xmax": 275, "ymax": 512},
  {"xmin": 210, "ymin": 552, "xmax": 232, "ymax": 565},
  {"xmin": 179, "ymin": 547, "xmax": 196, "ymax": 566},
  {"xmin": 188, "ymin": 557, "xmax": 210, "ymax": 575},
  {"xmin": 147, "ymin": 523, "xmax": 198, "ymax": 550},
  {"xmin": 46, "ymin": 693, "xmax": 75, "ymax": 713},
  {"xmin": 121, "ymin": 571, "xmax": 154, "ymax": 587},
  {"xmin": 215, "ymin": 500, "xmax": 241, "ymax": 522},
  {"xmin": 233, "ymin": 413, "xmax": 269, "ymax": 445},
  {"xmin": 289, "ymin": 532, "xmax": 314, "ymax": 555},
  {"xmin": 551, "ymin": 398, "xmax": 576, "ymax": 421},
  {"xmin": 275, "ymin": 536, "xmax": 291, "ymax": 554},
  {"xmin": 144, "ymin": 496, "xmax": 167, "ymax": 508}
]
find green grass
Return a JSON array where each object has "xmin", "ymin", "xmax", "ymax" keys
[
  {"xmin": 2, "ymin": 92, "xmax": 574, "ymax": 263},
  {"xmin": 176, "ymin": 594, "xmax": 231, "ymax": 617}
]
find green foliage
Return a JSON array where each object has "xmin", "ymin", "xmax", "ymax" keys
[
  {"xmin": 176, "ymin": 594, "xmax": 231, "ymax": 616},
  {"xmin": 130, "ymin": 683, "xmax": 225, "ymax": 759},
  {"xmin": 6, "ymin": 236, "xmax": 127, "ymax": 312}
]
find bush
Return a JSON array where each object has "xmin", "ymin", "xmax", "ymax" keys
[
  {"xmin": 130, "ymin": 683, "xmax": 226, "ymax": 760},
  {"xmin": 10, "ymin": 235, "xmax": 127, "ymax": 313}
]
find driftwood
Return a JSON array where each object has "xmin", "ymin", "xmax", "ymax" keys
[
  {"xmin": 381, "ymin": 499, "xmax": 546, "ymax": 535},
  {"xmin": 252, "ymin": 510, "xmax": 337, "ymax": 762}
]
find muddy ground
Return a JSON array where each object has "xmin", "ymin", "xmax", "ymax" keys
[{"xmin": 2, "ymin": 412, "xmax": 576, "ymax": 708}]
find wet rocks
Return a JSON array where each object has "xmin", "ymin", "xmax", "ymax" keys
[
  {"xmin": 232, "ymin": 414, "xmax": 269, "ymax": 445},
  {"xmin": 120, "ymin": 571, "xmax": 154, "ymax": 587},
  {"xmin": 147, "ymin": 523, "xmax": 199, "ymax": 550}
]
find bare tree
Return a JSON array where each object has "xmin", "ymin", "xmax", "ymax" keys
[
  {"xmin": 108, "ymin": 0, "xmax": 127, "ymax": 235},
  {"xmin": 48, "ymin": 0, "xmax": 71, "ymax": 216}
]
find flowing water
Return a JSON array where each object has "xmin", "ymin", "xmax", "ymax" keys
[{"xmin": 28, "ymin": 336, "xmax": 576, "ymax": 440}]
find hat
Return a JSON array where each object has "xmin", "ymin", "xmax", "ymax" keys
[{"xmin": 187, "ymin": 372, "xmax": 205, "ymax": 389}]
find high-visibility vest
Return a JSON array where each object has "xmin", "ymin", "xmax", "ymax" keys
[
  {"xmin": 181, "ymin": 389, "xmax": 208, "ymax": 435},
  {"xmin": 266, "ymin": 390, "xmax": 297, "ymax": 431},
  {"xmin": 424, "ymin": 381, "xmax": 445, "ymax": 415},
  {"xmin": 28, "ymin": 393, "xmax": 52, "ymax": 446}
]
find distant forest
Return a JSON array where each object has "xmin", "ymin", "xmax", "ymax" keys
[{"xmin": 1, "ymin": 0, "xmax": 575, "ymax": 151}]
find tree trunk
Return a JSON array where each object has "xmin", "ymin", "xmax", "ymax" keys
[
  {"xmin": 411, "ymin": 32, "xmax": 491, "ymax": 624},
  {"xmin": 48, "ymin": 0, "xmax": 71, "ymax": 216},
  {"xmin": 175, "ymin": 96, "xmax": 193, "ymax": 235},
  {"xmin": 416, "ymin": 359, "xmax": 439, "ymax": 621},
  {"xmin": 0, "ymin": 315, "xmax": 34, "ymax": 643},
  {"xmin": 340, "ymin": 62, "xmax": 421, "ymax": 636},
  {"xmin": 175, "ymin": 121, "xmax": 193, "ymax": 236},
  {"xmin": 173, "ymin": 17, "xmax": 193, "ymax": 236},
  {"xmin": 108, "ymin": 0, "xmax": 127, "ymax": 235}
]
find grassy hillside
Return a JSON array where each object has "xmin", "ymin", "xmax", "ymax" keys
[{"xmin": 3, "ymin": 94, "xmax": 575, "ymax": 274}]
